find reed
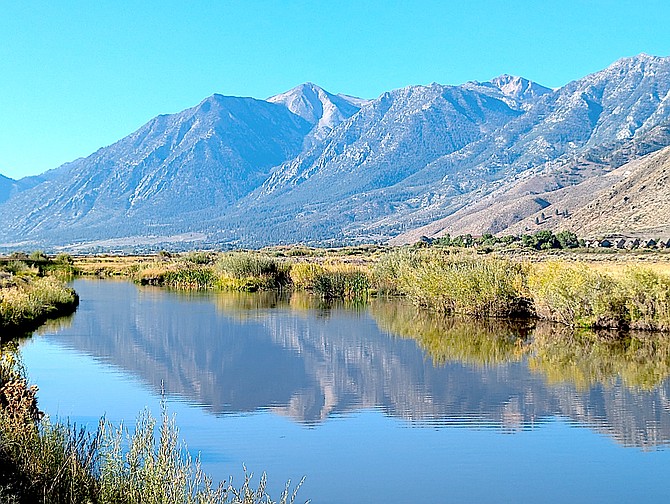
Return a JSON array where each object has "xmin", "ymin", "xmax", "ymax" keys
[
  {"xmin": 526, "ymin": 261, "xmax": 626, "ymax": 328},
  {"xmin": 0, "ymin": 344, "xmax": 306, "ymax": 504},
  {"xmin": 290, "ymin": 262, "xmax": 370, "ymax": 301},
  {"xmin": 216, "ymin": 252, "xmax": 290, "ymax": 291},
  {"xmin": 378, "ymin": 249, "xmax": 530, "ymax": 317}
]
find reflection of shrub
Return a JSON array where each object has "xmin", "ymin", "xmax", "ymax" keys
[
  {"xmin": 529, "ymin": 323, "xmax": 670, "ymax": 390},
  {"xmin": 370, "ymin": 300, "xmax": 529, "ymax": 367}
]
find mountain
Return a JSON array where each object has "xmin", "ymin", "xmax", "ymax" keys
[
  {"xmin": 267, "ymin": 82, "xmax": 367, "ymax": 147},
  {"xmin": 0, "ymin": 174, "xmax": 14, "ymax": 204},
  {"xmin": 0, "ymin": 95, "xmax": 314, "ymax": 244},
  {"xmin": 392, "ymin": 126, "xmax": 670, "ymax": 243},
  {"xmin": 227, "ymin": 54, "xmax": 670, "ymax": 245},
  {"xmin": 1, "ymin": 54, "xmax": 670, "ymax": 249}
]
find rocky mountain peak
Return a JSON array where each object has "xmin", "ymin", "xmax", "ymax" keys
[
  {"xmin": 268, "ymin": 82, "xmax": 364, "ymax": 144},
  {"xmin": 488, "ymin": 74, "xmax": 552, "ymax": 101}
]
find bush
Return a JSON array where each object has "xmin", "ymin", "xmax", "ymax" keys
[
  {"xmin": 0, "ymin": 276, "xmax": 79, "ymax": 331},
  {"xmin": 618, "ymin": 266, "xmax": 670, "ymax": 331},
  {"xmin": 384, "ymin": 250, "xmax": 529, "ymax": 317},
  {"xmin": 216, "ymin": 253, "xmax": 289, "ymax": 290},
  {"xmin": 526, "ymin": 262, "xmax": 626, "ymax": 328}
]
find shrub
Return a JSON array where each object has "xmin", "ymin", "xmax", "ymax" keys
[
  {"xmin": 0, "ymin": 276, "xmax": 79, "ymax": 331},
  {"xmin": 216, "ymin": 253, "xmax": 289, "ymax": 290},
  {"xmin": 386, "ymin": 250, "xmax": 529, "ymax": 317},
  {"xmin": 526, "ymin": 262, "xmax": 626, "ymax": 328},
  {"xmin": 618, "ymin": 266, "xmax": 670, "ymax": 331}
]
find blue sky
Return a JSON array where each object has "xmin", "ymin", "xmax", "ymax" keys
[{"xmin": 1, "ymin": 0, "xmax": 669, "ymax": 179}]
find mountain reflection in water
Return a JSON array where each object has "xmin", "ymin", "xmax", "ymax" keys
[{"xmin": 36, "ymin": 279, "xmax": 670, "ymax": 449}]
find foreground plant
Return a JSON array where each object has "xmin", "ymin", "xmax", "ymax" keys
[{"xmin": 0, "ymin": 343, "xmax": 307, "ymax": 503}]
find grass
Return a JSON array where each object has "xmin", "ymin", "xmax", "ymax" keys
[
  {"xmin": 290, "ymin": 262, "xmax": 370, "ymax": 301},
  {"xmin": 35, "ymin": 246, "xmax": 670, "ymax": 331},
  {"xmin": 371, "ymin": 248, "xmax": 670, "ymax": 331},
  {"xmin": 0, "ymin": 342, "xmax": 307, "ymax": 503},
  {"xmin": 374, "ymin": 249, "xmax": 530, "ymax": 317},
  {"xmin": 0, "ymin": 275, "xmax": 79, "ymax": 335}
]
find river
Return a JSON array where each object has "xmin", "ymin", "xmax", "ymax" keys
[{"xmin": 18, "ymin": 279, "xmax": 670, "ymax": 503}]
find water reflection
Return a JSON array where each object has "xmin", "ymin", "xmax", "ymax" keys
[{"xmin": 30, "ymin": 279, "xmax": 670, "ymax": 448}]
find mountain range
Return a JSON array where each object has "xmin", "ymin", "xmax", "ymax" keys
[{"xmin": 2, "ymin": 53, "xmax": 670, "ymax": 250}]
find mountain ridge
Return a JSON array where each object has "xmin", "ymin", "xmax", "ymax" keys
[{"xmin": 1, "ymin": 53, "xmax": 670, "ymax": 250}]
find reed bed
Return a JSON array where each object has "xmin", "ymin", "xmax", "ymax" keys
[
  {"xmin": 373, "ymin": 249, "xmax": 670, "ymax": 331},
  {"xmin": 290, "ymin": 262, "xmax": 370, "ymax": 301},
  {"xmin": 374, "ymin": 249, "xmax": 529, "ymax": 317}
]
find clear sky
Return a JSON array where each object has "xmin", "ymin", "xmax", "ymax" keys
[{"xmin": 1, "ymin": 0, "xmax": 669, "ymax": 179}]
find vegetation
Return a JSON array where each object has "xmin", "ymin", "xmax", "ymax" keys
[
  {"xmin": 0, "ymin": 343, "xmax": 306, "ymax": 503},
  {"xmin": 431, "ymin": 230, "xmax": 582, "ymax": 250},
  {"xmin": 0, "ymin": 263, "xmax": 79, "ymax": 335},
  {"xmin": 7, "ymin": 245, "xmax": 670, "ymax": 331},
  {"xmin": 371, "ymin": 249, "xmax": 670, "ymax": 331},
  {"xmin": 372, "ymin": 249, "xmax": 530, "ymax": 317}
]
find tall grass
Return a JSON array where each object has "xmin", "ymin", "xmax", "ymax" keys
[
  {"xmin": 375, "ymin": 249, "xmax": 529, "ymax": 317},
  {"xmin": 290, "ymin": 262, "xmax": 370, "ymax": 301},
  {"xmin": 0, "ymin": 343, "xmax": 307, "ymax": 503},
  {"xmin": 373, "ymin": 249, "xmax": 670, "ymax": 331},
  {"xmin": 0, "ymin": 276, "xmax": 79, "ymax": 333},
  {"xmin": 216, "ymin": 252, "xmax": 289, "ymax": 291},
  {"xmin": 526, "ymin": 261, "xmax": 626, "ymax": 328}
]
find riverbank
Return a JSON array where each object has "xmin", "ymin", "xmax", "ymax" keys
[
  {"xmin": 0, "ymin": 270, "xmax": 79, "ymax": 336},
  {"xmin": 0, "ymin": 336, "xmax": 304, "ymax": 503},
  {"xmin": 68, "ymin": 246, "xmax": 670, "ymax": 332}
]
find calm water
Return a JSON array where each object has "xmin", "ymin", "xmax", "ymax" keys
[{"xmin": 19, "ymin": 279, "xmax": 670, "ymax": 503}]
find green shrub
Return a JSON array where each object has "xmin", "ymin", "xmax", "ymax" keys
[
  {"xmin": 0, "ymin": 276, "xmax": 79, "ymax": 331},
  {"xmin": 527, "ymin": 262, "xmax": 626, "ymax": 328},
  {"xmin": 385, "ymin": 250, "xmax": 529, "ymax": 317},
  {"xmin": 618, "ymin": 266, "xmax": 670, "ymax": 331},
  {"xmin": 216, "ymin": 253, "xmax": 289, "ymax": 290}
]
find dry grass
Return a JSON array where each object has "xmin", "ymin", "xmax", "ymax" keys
[{"xmin": 0, "ymin": 276, "xmax": 79, "ymax": 333}]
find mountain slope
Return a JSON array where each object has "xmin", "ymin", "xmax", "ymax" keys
[
  {"xmin": 392, "ymin": 124, "xmax": 670, "ymax": 243},
  {"xmin": 221, "ymin": 54, "xmax": 670, "ymax": 245},
  {"xmin": 0, "ymin": 174, "xmax": 14, "ymax": 204},
  {"xmin": 0, "ymin": 94, "xmax": 312, "ymax": 244}
]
